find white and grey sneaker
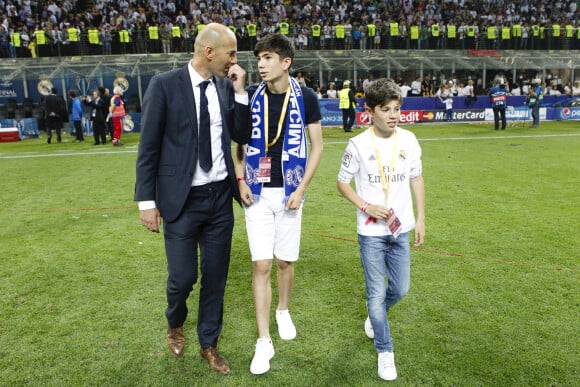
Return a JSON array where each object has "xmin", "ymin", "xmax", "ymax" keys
[
  {"xmin": 364, "ymin": 316, "xmax": 374, "ymax": 339},
  {"xmin": 276, "ymin": 310, "xmax": 296, "ymax": 340},
  {"xmin": 378, "ymin": 351, "xmax": 397, "ymax": 381},
  {"xmin": 250, "ymin": 338, "xmax": 275, "ymax": 375}
]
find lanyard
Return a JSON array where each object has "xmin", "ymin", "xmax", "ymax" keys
[
  {"xmin": 370, "ymin": 127, "xmax": 398, "ymax": 208},
  {"xmin": 264, "ymin": 86, "xmax": 291, "ymax": 151}
]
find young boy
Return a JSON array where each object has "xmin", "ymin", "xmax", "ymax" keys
[
  {"xmin": 444, "ymin": 95, "xmax": 454, "ymax": 122},
  {"xmin": 235, "ymin": 33, "xmax": 323, "ymax": 375},
  {"xmin": 337, "ymin": 78, "xmax": 425, "ymax": 381}
]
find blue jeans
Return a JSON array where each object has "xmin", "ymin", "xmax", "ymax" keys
[{"xmin": 359, "ymin": 233, "xmax": 411, "ymax": 353}]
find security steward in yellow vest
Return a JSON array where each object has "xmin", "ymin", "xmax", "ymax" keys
[
  {"xmin": 311, "ymin": 23, "xmax": 321, "ymax": 49},
  {"xmin": 148, "ymin": 24, "xmax": 160, "ymax": 53},
  {"xmin": 339, "ymin": 80, "xmax": 356, "ymax": 132}
]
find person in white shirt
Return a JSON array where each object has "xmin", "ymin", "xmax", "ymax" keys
[
  {"xmin": 337, "ymin": 78, "xmax": 425, "ymax": 382},
  {"xmin": 399, "ymin": 81, "xmax": 411, "ymax": 98},
  {"xmin": 572, "ymin": 81, "xmax": 580, "ymax": 96},
  {"xmin": 410, "ymin": 76, "xmax": 421, "ymax": 97},
  {"xmin": 326, "ymin": 82, "xmax": 338, "ymax": 98}
]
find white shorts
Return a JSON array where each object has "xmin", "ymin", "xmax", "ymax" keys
[{"xmin": 244, "ymin": 187, "xmax": 303, "ymax": 262}]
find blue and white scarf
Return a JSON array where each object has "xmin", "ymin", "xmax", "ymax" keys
[{"xmin": 245, "ymin": 77, "xmax": 308, "ymax": 203}]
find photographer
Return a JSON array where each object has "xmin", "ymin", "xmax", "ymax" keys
[{"xmin": 489, "ymin": 77, "xmax": 507, "ymax": 130}]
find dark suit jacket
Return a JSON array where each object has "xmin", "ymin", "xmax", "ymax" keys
[
  {"xmin": 134, "ymin": 65, "xmax": 250, "ymax": 223},
  {"xmin": 44, "ymin": 94, "xmax": 67, "ymax": 119},
  {"xmin": 83, "ymin": 97, "xmax": 108, "ymax": 123}
]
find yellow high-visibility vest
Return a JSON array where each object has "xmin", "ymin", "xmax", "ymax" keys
[
  {"xmin": 247, "ymin": 23, "xmax": 257, "ymax": 37},
  {"xmin": 410, "ymin": 25, "xmax": 419, "ymax": 40},
  {"xmin": 197, "ymin": 24, "xmax": 205, "ymax": 34},
  {"xmin": 11, "ymin": 32, "xmax": 21, "ymax": 47},
  {"xmin": 88, "ymin": 29, "xmax": 99, "ymax": 44},
  {"xmin": 431, "ymin": 24, "xmax": 440, "ymax": 37},
  {"xmin": 68, "ymin": 27, "xmax": 78, "ymax": 42},
  {"xmin": 565, "ymin": 24, "xmax": 573, "ymax": 38},
  {"xmin": 171, "ymin": 26, "xmax": 180, "ymax": 38},
  {"xmin": 35, "ymin": 30, "xmax": 47, "ymax": 45},
  {"xmin": 552, "ymin": 24, "xmax": 560, "ymax": 37},
  {"xmin": 335, "ymin": 24, "xmax": 345, "ymax": 38},
  {"xmin": 119, "ymin": 29, "xmax": 130, "ymax": 43},
  {"xmin": 311, "ymin": 24, "xmax": 321, "ymax": 37},
  {"xmin": 466, "ymin": 26, "xmax": 475, "ymax": 37},
  {"xmin": 339, "ymin": 88, "xmax": 352, "ymax": 109},
  {"xmin": 390, "ymin": 22, "xmax": 399, "ymax": 37},
  {"xmin": 447, "ymin": 25, "xmax": 456, "ymax": 38},
  {"xmin": 367, "ymin": 24, "xmax": 376, "ymax": 37},
  {"xmin": 512, "ymin": 24, "xmax": 522, "ymax": 37},
  {"xmin": 148, "ymin": 26, "xmax": 159, "ymax": 40},
  {"xmin": 531, "ymin": 25, "xmax": 540, "ymax": 36},
  {"xmin": 279, "ymin": 22, "xmax": 288, "ymax": 35},
  {"xmin": 501, "ymin": 26, "xmax": 510, "ymax": 40},
  {"xmin": 487, "ymin": 26, "xmax": 496, "ymax": 39},
  {"xmin": 228, "ymin": 25, "xmax": 236, "ymax": 34}
]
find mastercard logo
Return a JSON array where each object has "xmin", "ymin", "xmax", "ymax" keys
[{"xmin": 422, "ymin": 112, "xmax": 434, "ymax": 120}]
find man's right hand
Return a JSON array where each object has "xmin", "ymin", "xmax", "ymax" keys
[{"xmin": 140, "ymin": 208, "xmax": 161, "ymax": 233}]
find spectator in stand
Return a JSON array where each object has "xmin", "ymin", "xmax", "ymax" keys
[
  {"xmin": 410, "ymin": 76, "xmax": 421, "ymax": 97},
  {"xmin": 326, "ymin": 82, "xmax": 338, "ymax": 99},
  {"xmin": 465, "ymin": 79, "xmax": 476, "ymax": 105},
  {"xmin": 421, "ymin": 75, "xmax": 434, "ymax": 97},
  {"xmin": 572, "ymin": 81, "xmax": 580, "ymax": 96},
  {"xmin": 362, "ymin": 74, "xmax": 373, "ymax": 92},
  {"xmin": 399, "ymin": 80, "xmax": 411, "ymax": 98}
]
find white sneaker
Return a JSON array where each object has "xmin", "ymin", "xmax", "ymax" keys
[
  {"xmin": 378, "ymin": 351, "xmax": 397, "ymax": 381},
  {"xmin": 276, "ymin": 310, "xmax": 296, "ymax": 340},
  {"xmin": 250, "ymin": 338, "xmax": 275, "ymax": 375},
  {"xmin": 364, "ymin": 316, "xmax": 374, "ymax": 339}
]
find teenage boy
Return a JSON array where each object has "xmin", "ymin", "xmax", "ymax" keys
[
  {"xmin": 337, "ymin": 78, "xmax": 425, "ymax": 381},
  {"xmin": 235, "ymin": 33, "xmax": 323, "ymax": 375}
]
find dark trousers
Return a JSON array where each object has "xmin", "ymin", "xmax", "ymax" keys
[
  {"xmin": 46, "ymin": 116, "xmax": 62, "ymax": 142},
  {"xmin": 342, "ymin": 108, "xmax": 355, "ymax": 131},
  {"xmin": 73, "ymin": 120, "xmax": 84, "ymax": 141},
  {"xmin": 163, "ymin": 179, "xmax": 234, "ymax": 349},
  {"xmin": 92, "ymin": 119, "xmax": 107, "ymax": 144},
  {"xmin": 493, "ymin": 106, "xmax": 506, "ymax": 130}
]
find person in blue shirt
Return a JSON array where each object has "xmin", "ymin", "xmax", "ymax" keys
[
  {"xmin": 489, "ymin": 77, "xmax": 507, "ymax": 130},
  {"xmin": 528, "ymin": 78, "xmax": 543, "ymax": 128},
  {"xmin": 69, "ymin": 90, "xmax": 84, "ymax": 143}
]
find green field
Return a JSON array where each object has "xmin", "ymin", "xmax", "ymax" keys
[{"xmin": 1, "ymin": 121, "xmax": 578, "ymax": 386}]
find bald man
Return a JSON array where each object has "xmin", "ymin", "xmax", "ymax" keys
[{"xmin": 135, "ymin": 23, "xmax": 251, "ymax": 375}]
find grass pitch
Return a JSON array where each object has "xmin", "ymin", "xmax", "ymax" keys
[{"xmin": 0, "ymin": 121, "xmax": 578, "ymax": 386}]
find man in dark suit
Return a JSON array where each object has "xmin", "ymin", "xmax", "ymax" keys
[
  {"xmin": 44, "ymin": 87, "xmax": 67, "ymax": 143},
  {"xmin": 82, "ymin": 88, "xmax": 108, "ymax": 145},
  {"xmin": 134, "ymin": 23, "xmax": 250, "ymax": 375}
]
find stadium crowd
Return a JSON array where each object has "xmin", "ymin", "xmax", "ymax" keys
[{"xmin": 1, "ymin": 0, "xmax": 580, "ymax": 59}]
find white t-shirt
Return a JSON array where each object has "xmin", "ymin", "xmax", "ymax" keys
[{"xmin": 338, "ymin": 127, "xmax": 422, "ymax": 236}]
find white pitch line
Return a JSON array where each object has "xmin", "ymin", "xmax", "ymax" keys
[
  {"xmin": 1, "ymin": 133, "xmax": 579, "ymax": 159},
  {"xmin": 324, "ymin": 132, "xmax": 580, "ymax": 145}
]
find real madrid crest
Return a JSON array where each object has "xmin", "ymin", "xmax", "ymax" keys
[
  {"xmin": 37, "ymin": 77, "xmax": 54, "ymax": 96},
  {"xmin": 114, "ymin": 72, "xmax": 129, "ymax": 93}
]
